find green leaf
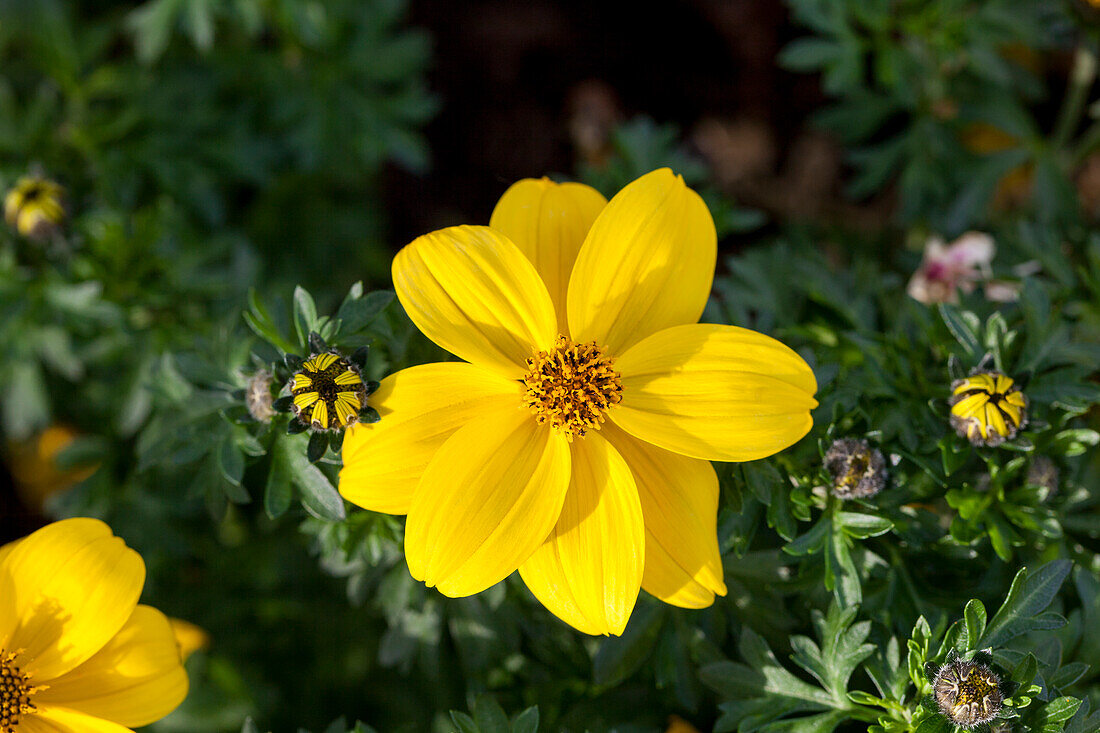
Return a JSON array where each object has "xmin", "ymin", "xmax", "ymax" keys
[
  {"xmin": 293, "ymin": 286, "xmax": 319, "ymax": 351},
  {"xmin": 264, "ymin": 437, "xmax": 294, "ymax": 519},
  {"xmin": 472, "ymin": 695, "xmax": 510, "ymax": 733},
  {"xmin": 980, "ymin": 560, "xmax": 1071, "ymax": 648},
  {"xmin": 278, "ymin": 434, "xmax": 346, "ymax": 521},
  {"xmin": 1032, "ymin": 697, "xmax": 1083, "ymax": 726},
  {"xmin": 511, "ymin": 706, "xmax": 539, "ymax": 733},
  {"xmin": 824, "ymin": 524, "xmax": 861, "ymax": 607},
  {"xmin": 939, "ymin": 304, "xmax": 981, "ymax": 357},
  {"xmin": 779, "ymin": 38, "xmax": 842, "ymax": 71},
  {"xmin": 337, "ymin": 290, "xmax": 395, "ymax": 336},
  {"xmin": 449, "ymin": 711, "xmax": 479, "ymax": 733},
  {"xmin": 784, "ymin": 515, "xmax": 830, "ymax": 556},
  {"xmin": 837, "ymin": 512, "xmax": 894, "ymax": 539},
  {"xmin": 912, "ymin": 715, "xmax": 951, "ymax": 733},
  {"xmin": 963, "ymin": 599, "xmax": 986, "ymax": 650},
  {"xmin": 592, "ymin": 600, "xmax": 665, "ymax": 687}
]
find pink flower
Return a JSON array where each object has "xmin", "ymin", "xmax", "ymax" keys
[{"xmin": 907, "ymin": 232, "xmax": 996, "ymax": 304}]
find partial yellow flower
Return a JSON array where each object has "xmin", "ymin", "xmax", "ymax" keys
[
  {"xmin": 0, "ymin": 518, "xmax": 188, "ymax": 731},
  {"xmin": 6, "ymin": 425, "xmax": 98, "ymax": 511},
  {"xmin": 168, "ymin": 619, "xmax": 210, "ymax": 663},
  {"xmin": 340, "ymin": 170, "xmax": 818, "ymax": 635},
  {"xmin": 4, "ymin": 176, "xmax": 65, "ymax": 240}
]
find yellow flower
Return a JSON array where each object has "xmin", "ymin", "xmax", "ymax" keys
[
  {"xmin": 288, "ymin": 352, "xmax": 368, "ymax": 431},
  {"xmin": 340, "ymin": 170, "xmax": 818, "ymax": 635},
  {"xmin": 949, "ymin": 372, "xmax": 1028, "ymax": 447},
  {"xmin": 6, "ymin": 425, "xmax": 98, "ymax": 511},
  {"xmin": 4, "ymin": 177, "xmax": 65, "ymax": 240},
  {"xmin": 0, "ymin": 518, "xmax": 188, "ymax": 731},
  {"xmin": 168, "ymin": 619, "xmax": 210, "ymax": 663}
]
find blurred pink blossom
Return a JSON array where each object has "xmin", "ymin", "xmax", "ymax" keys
[{"xmin": 907, "ymin": 232, "xmax": 998, "ymax": 304}]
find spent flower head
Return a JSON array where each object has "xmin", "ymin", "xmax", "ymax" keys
[
  {"xmin": 824, "ymin": 438, "xmax": 887, "ymax": 500},
  {"xmin": 245, "ymin": 369, "xmax": 276, "ymax": 423},
  {"xmin": 932, "ymin": 658, "xmax": 1004, "ymax": 728},
  {"xmin": 949, "ymin": 372, "xmax": 1028, "ymax": 447}
]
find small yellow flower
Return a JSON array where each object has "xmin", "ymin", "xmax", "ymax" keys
[
  {"xmin": 168, "ymin": 619, "xmax": 210, "ymax": 663},
  {"xmin": 0, "ymin": 518, "xmax": 188, "ymax": 730},
  {"xmin": 4, "ymin": 177, "xmax": 65, "ymax": 240},
  {"xmin": 6, "ymin": 425, "xmax": 97, "ymax": 511},
  {"xmin": 949, "ymin": 372, "xmax": 1028, "ymax": 447},
  {"xmin": 665, "ymin": 715, "xmax": 702, "ymax": 733},
  {"xmin": 340, "ymin": 170, "xmax": 818, "ymax": 635},
  {"xmin": 289, "ymin": 352, "xmax": 368, "ymax": 431}
]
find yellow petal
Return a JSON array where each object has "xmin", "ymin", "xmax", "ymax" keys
[
  {"xmin": 567, "ymin": 168, "xmax": 716, "ymax": 354},
  {"xmin": 168, "ymin": 618, "xmax": 210, "ymax": 662},
  {"xmin": 18, "ymin": 706, "xmax": 133, "ymax": 732},
  {"xmin": 602, "ymin": 423, "xmax": 726, "ymax": 608},
  {"xmin": 489, "ymin": 178, "xmax": 607, "ymax": 332},
  {"xmin": 952, "ymin": 392, "xmax": 989, "ymax": 419},
  {"xmin": 518, "ymin": 433, "xmax": 644, "ymax": 636},
  {"xmin": 36, "ymin": 606, "xmax": 188, "ymax": 728},
  {"xmin": 0, "ymin": 518, "xmax": 144, "ymax": 681},
  {"xmin": 393, "ymin": 225, "xmax": 558, "ymax": 378},
  {"xmin": 405, "ymin": 408, "xmax": 571, "ymax": 597},
  {"xmin": 339, "ymin": 363, "xmax": 520, "ymax": 515},
  {"xmin": 999, "ymin": 400, "xmax": 1022, "ymax": 426},
  {"xmin": 611, "ymin": 324, "xmax": 818, "ymax": 462}
]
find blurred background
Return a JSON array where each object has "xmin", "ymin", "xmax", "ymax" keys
[{"xmin": 2, "ymin": 1, "xmax": 1100, "ymax": 731}]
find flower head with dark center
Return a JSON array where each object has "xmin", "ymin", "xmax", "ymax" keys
[
  {"xmin": 4, "ymin": 177, "xmax": 65, "ymax": 240},
  {"xmin": 949, "ymin": 372, "xmax": 1028, "ymax": 447},
  {"xmin": 289, "ymin": 352, "xmax": 367, "ymax": 431}
]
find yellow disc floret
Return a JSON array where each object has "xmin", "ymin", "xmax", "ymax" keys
[
  {"xmin": 289, "ymin": 352, "xmax": 367, "ymax": 431},
  {"xmin": 0, "ymin": 650, "xmax": 38, "ymax": 732},
  {"xmin": 522, "ymin": 335, "xmax": 622, "ymax": 440},
  {"xmin": 949, "ymin": 372, "xmax": 1028, "ymax": 447}
]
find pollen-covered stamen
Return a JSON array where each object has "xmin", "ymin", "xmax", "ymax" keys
[
  {"xmin": 522, "ymin": 336, "xmax": 622, "ymax": 440},
  {"xmin": 1, "ymin": 650, "xmax": 40, "ymax": 732}
]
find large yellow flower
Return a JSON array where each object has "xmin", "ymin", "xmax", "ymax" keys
[
  {"xmin": 340, "ymin": 169, "xmax": 817, "ymax": 635},
  {"xmin": 0, "ymin": 518, "xmax": 188, "ymax": 731}
]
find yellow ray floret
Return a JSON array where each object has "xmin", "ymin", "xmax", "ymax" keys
[
  {"xmin": 304, "ymin": 352, "xmax": 339, "ymax": 372},
  {"xmin": 292, "ymin": 374, "xmax": 313, "ymax": 390},
  {"xmin": 334, "ymin": 370, "xmax": 362, "ymax": 386},
  {"xmin": 294, "ymin": 391, "xmax": 320, "ymax": 409}
]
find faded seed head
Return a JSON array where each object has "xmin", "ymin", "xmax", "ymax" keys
[
  {"xmin": 245, "ymin": 369, "xmax": 276, "ymax": 423},
  {"xmin": 932, "ymin": 659, "xmax": 1004, "ymax": 729},
  {"xmin": 824, "ymin": 438, "xmax": 887, "ymax": 500}
]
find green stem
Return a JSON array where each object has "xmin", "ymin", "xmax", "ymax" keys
[
  {"xmin": 1053, "ymin": 45, "xmax": 1097, "ymax": 155},
  {"xmin": 1071, "ymin": 118, "xmax": 1100, "ymax": 167}
]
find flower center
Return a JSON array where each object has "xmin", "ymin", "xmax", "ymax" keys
[
  {"xmin": 522, "ymin": 336, "xmax": 622, "ymax": 440},
  {"xmin": 289, "ymin": 352, "xmax": 367, "ymax": 431},
  {"xmin": 0, "ymin": 651, "xmax": 37, "ymax": 731}
]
